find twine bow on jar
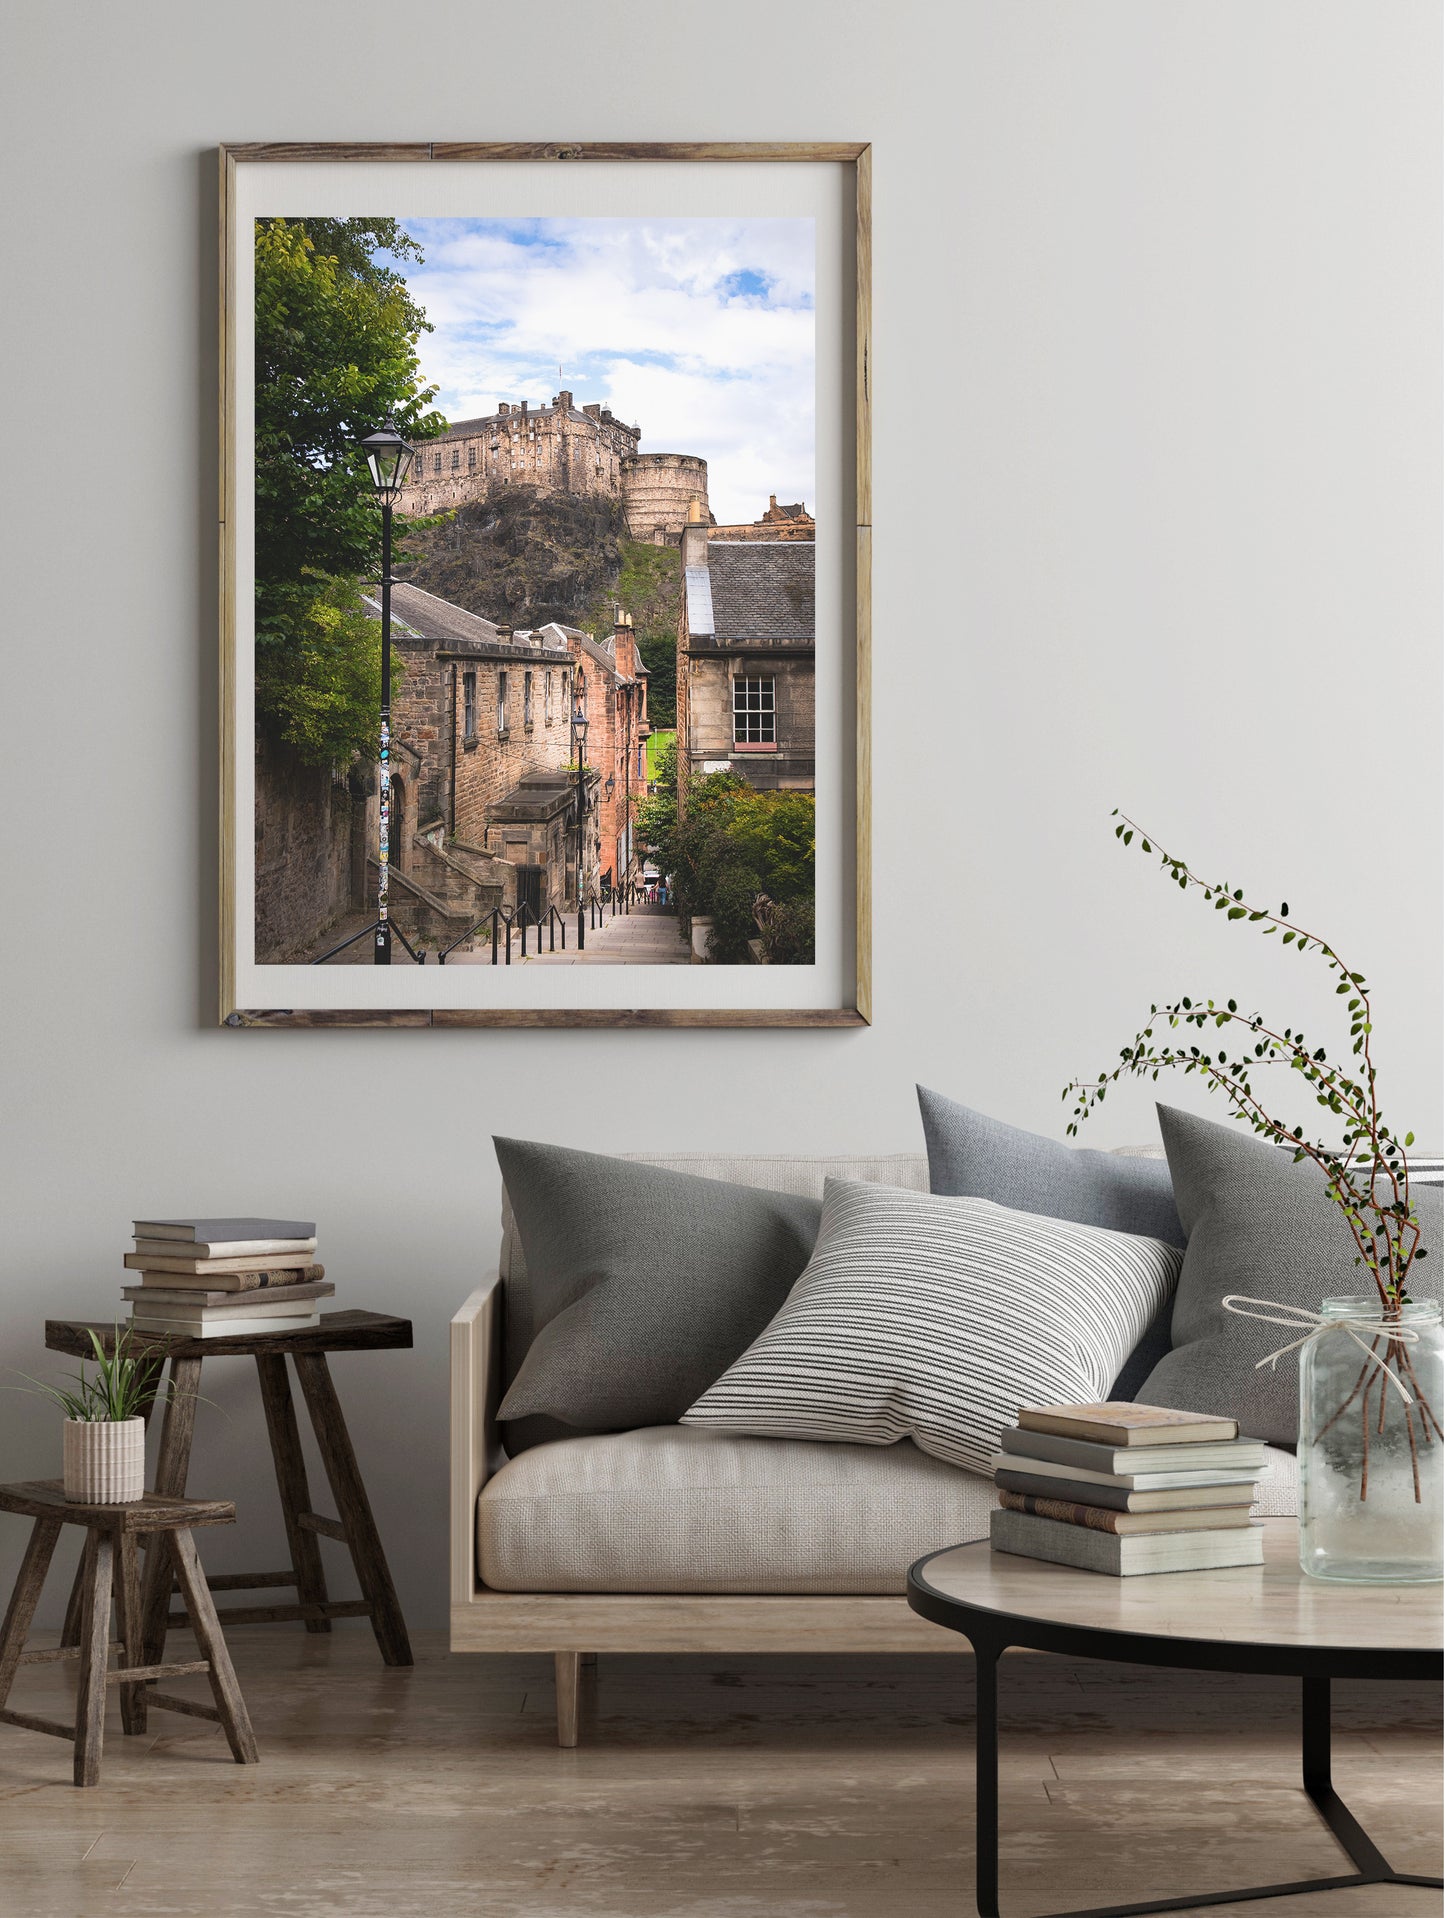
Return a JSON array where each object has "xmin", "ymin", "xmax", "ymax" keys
[{"xmin": 1221, "ymin": 1295, "xmax": 1421, "ymax": 1404}]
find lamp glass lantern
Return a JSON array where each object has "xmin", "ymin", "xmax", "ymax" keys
[{"xmin": 358, "ymin": 419, "xmax": 416, "ymax": 504}]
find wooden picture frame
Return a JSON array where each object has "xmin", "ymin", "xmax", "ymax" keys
[{"xmin": 219, "ymin": 142, "xmax": 870, "ymax": 1028}]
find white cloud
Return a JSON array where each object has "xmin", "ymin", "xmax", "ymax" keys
[{"xmin": 397, "ymin": 218, "xmax": 815, "ymax": 524}]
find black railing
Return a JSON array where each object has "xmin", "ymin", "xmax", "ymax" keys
[
  {"xmin": 310, "ymin": 919, "xmax": 427, "ymax": 966},
  {"xmin": 436, "ymin": 902, "xmax": 570, "ymax": 966}
]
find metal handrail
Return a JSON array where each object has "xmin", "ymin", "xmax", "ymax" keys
[
  {"xmin": 310, "ymin": 917, "xmax": 427, "ymax": 965},
  {"xmin": 436, "ymin": 901, "xmax": 570, "ymax": 965}
]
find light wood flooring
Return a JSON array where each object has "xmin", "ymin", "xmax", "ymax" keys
[{"xmin": 0, "ymin": 1624, "xmax": 1437, "ymax": 1916}]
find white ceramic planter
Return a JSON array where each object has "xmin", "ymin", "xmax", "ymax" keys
[{"xmin": 63, "ymin": 1417, "xmax": 145, "ymax": 1503}]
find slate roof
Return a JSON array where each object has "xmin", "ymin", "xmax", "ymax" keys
[
  {"xmin": 705, "ymin": 541, "xmax": 814, "ymax": 643},
  {"xmin": 363, "ymin": 583, "xmax": 567, "ymax": 655}
]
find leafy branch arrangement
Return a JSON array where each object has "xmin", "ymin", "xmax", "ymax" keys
[
  {"xmin": 1064, "ymin": 813, "xmax": 1439, "ymax": 1498},
  {"xmin": 8, "ymin": 1327, "xmax": 169, "ymax": 1423}
]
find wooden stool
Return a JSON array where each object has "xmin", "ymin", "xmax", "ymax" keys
[
  {"xmin": 46, "ymin": 1312, "xmax": 413, "ymax": 1671},
  {"xmin": 0, "ymin": 1480, "xmax": 258, "ymax": 1786}
]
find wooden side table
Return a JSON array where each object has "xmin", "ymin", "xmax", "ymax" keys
[
  {"xmin": 0, "ymin": 1480, "xmax": 257, "ymax": 1786},
  {"xmin": 45, "ymin": 1311, "xmax": 414, "ymax": 1671}
]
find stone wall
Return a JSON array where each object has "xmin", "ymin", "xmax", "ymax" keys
[
  {"xmin": 254, "ymin": 736, "xmax": 364, "ymax": 962},
  {"xmin": 620, "ymin": 453, "xmax": 710, "ymax": 541}
]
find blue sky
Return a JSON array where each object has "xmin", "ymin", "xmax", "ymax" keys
[{"xmin": 384, "ymin": 217, "xmax": 815, "ymax": 525}]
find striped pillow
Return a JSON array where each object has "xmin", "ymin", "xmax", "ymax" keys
[{"xmin": 683, "ymin": 1179, "xmax": 1181, "ymax": 1475}]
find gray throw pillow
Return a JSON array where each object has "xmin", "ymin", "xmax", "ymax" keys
[
  {"xmin": 494, "ymin": 1138, "xmax": 822, "ymax": 1449},
  {"xmin": 917, "ymin": 1085, "xmax": 1182, "ymax": 1396},
  {"xmin": 1138, "ymin": 1105, "xmax": 1443, "ymax": 1445}
]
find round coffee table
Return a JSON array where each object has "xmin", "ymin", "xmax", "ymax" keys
[{"xmin": 907, "ymin": 1518, "xmax": 1442, "ymax": 1918}]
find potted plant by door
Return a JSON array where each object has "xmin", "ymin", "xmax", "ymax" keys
[{"xmin": 14, "ymin": 1328, "xmax": 167, "ymax": 1503}]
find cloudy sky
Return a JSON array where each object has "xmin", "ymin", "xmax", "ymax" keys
[{"xmin": 385, "ymin": 217, "xmax": 815, "ymax": 525}]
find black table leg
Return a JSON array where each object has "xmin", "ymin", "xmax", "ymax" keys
[
  {"xmin": 962, "ymin": 1659, "xmax": 1442, "ymax": 1918},
  {"xmin": 973, "ymin": 1636, "xmax": 1002, "ymax": 1918}
]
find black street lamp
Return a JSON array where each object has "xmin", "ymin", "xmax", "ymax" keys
[
  {"xmin": 572, "ymin": 673, "xmax": 589, "ymax": 953},
  {"xmin": 357, "ymin": 417, "xmax": 416, "ymax": 962}
]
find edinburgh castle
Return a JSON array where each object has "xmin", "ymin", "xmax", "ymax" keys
[{"xmin": 398, "ymin": 389, "xmax": 713, "ymax": 543}]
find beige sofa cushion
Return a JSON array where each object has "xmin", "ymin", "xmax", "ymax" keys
[{"xmin": 479, "ymin": 1424, "xmax": 1300, "ymax": 1595}]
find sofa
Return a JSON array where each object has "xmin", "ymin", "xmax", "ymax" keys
[{"xmin": 449, "ymin": 1150, "xmax": 1299, "ymax": 1745}]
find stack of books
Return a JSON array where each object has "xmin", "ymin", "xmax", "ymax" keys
[
  {"xmin": 989, "ymin": 1402, "xmax": 1267, "ymax": 1576},
  {"xmin": 124, "ymin": 1217, "xmax": 331, "ymax": 1338}
]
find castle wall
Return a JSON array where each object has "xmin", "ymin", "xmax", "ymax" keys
[
  {"xmin": 397, "ymin": 391, "xmax": 641, "ymax": 518},
  {"xmin": 620, "ymin": 453, "xmax": 710, "ymax": 541}
]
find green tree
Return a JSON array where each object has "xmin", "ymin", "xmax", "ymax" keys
[
  {"xmin": 254, "ymin": 216, "xmax": 445, "ymax": 764},
  {"xmin": 636, "ymin": 743, "xmax": 815, "ymax": 962}
]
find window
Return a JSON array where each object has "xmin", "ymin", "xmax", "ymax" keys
[
  {"xmin": 497, "ymin": 671, "xmax": 508, "ymax": 733},
  {"xmin": 467, "ymin": 443, "xmax": 477, "ymax": 468},
  {"xmin": 544, "ymin": 672, "xmax": 554, "ymax": 724},
  {"xmin": 523, "ymin": 671, "xmax": 533, "ymax": 727},
  {"xmin": 451, "ymin": 446, "xmax": 461, "ymax": 470},
  {"xmin": 433, "ymin": 451, "xmax": 442, "ymax": 473},
  {"xmin": 733, "ymin": 676, "xmax": 776, "ymax": 745},
  {"xmin": 462, "ymin": 671, "xmax": 477, "ymax": 741}
]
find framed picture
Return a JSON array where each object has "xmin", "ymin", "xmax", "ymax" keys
[{"xmin": 219, "ymin": 142, "xmax": 870, "ymax": 1027}]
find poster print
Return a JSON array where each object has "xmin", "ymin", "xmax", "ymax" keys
[{"xmin": 219, "ymin": 145, "xmax": 869, "ymax": 1027}]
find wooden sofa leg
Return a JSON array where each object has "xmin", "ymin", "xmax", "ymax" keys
[{"xmin": 554, "ymin": 1650, "xmax": 581, "ymax": 1748}]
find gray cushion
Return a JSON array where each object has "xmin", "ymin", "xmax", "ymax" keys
[
  {"xmin": 1138, "ymin": 1106, "xmax": 1443, "ymax": 1445},
  {"xmin": 917, "ymin": 1085, "xmax": 1182, "ymax": 1395},
  {"xmin": 493, "ymin": 1137, "xmax": 822, "ymax": 1451},
  {"xmin": 477, "ymin": 1423, "xmax": 1302, "ymax": 1593}
]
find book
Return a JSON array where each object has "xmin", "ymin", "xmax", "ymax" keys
[
  {"xmin": 990, "ymin": 1507, "xmax": 1264, "ymax": 1576},
  {"xmin": 124, "ymin": 1252, "xmax": 319, "ymax": 1278},
  {"xmin": 997, "ymin": 1490, "xmax": 1256, "ymax": 1535},
  {"xmin": 133, "ymin": 1235, "xmax": 317, "ymax": 1261},
  {"xmin": 129, "ymin": 1312, "xmax": 322, "ymax": 1340},
  {"xmin": 1018, "ymin": 1403, "xmax": 1239, "ymax": 1447},
  {"xmin": 989, "ymin": 1453, "xmax": 1263, "ymax": 1493},
  {"xmin": 122, "ymin": 1262, "xmax": 325, "ymax": 1293},
  {"xmin": 994, "ymin": 1468, "xmax": 1259, "ymax": 1513},
  {"xmin": 1000, "ymin": 1427, "xmax": 1268, "ymax": 1476},
  {"xmin": 120, "ymin": 1280, "xmax": 334, "ymax": 1310},
  {"xmin": 132, "ymin": 1217, "xmax": 316, "ymax": 1243}
]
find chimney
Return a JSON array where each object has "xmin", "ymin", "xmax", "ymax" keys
[
  {"xmin": 612, "ymin": 604, "xmax": 634, "ymax": 677},
  {"xmin": 555, "ymin": 389, "xmax": 573, "ymax": 410},
  {"xmin": 680, "ymin": 511, "xmax": 709, "ymax": 572},
  {"xmin": 497, "ymin": 402, "xmax": 509, "ymax": 416},
  {"xmin": 582, "ymin": 402, "xmax": 601, "ymax": 420}
]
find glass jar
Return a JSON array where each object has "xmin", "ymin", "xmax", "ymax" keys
[{"xmin": 1298, "ymin": 1296, "xmax": 1443, "ymax": 1583}]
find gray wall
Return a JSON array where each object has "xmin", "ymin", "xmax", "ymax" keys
[{"xmin": 2, "ymin": 2, "xmax": 1438, "ymax": 1627}]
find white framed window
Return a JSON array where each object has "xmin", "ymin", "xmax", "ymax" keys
[
  {"xmin": 544, "ymin": 672, "xmax": 554, "ymax": 724},
  {"xmin": 462, "ymin": 671, "xmax": 477, "ymax": 741},
  {"xmin": 523, "ymin": 671, "xmax": 533, "ymax": 727},
  {"xmin": 497, "ymin": 670, "xmax": 508, "ymax": 733},
  {"xmin": 733, "ymin": 676, "xmax": 776, "ymax": 745}
]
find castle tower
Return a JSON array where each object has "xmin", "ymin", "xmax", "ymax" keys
[{"xmin": 619, "ymin": 453, "xmax": 710, "ymax": 543}]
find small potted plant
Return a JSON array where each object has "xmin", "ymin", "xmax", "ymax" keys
[{"xmin": 16, "ymin": 1329, "xmax": 167, "ymax": 1503}]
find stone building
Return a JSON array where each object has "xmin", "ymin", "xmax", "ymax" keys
[
  {"xmin": 676, "ymin": 508, "xmax": 815, "ymax": 793},
  {"xmin": 397, "ymin": 391, "xmax": 639, "ymax": 519},
  {"xmin": 372, "ymin": 581, "xmax": 609, "ymax": 936},
  {"xmin": 709, "ymin": 494, "xmax": 816, "ymax": 542},
  {"xmin": 547, "ymin": 610, "xmax": 651, "ymax": 893},
  {"xmin": 395, "ymin": 391, "xmax": 709, "ymax": 541}
]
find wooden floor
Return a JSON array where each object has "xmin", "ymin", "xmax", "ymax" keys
[{"xmin": 0, "ymin": 1625, "xmax": 1437, "ymax": 1916}]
